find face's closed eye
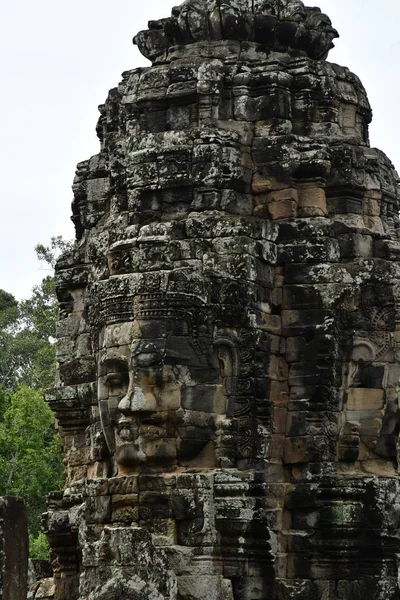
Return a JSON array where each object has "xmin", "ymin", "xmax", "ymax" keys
[
  {"xmin": 104, "ymin": 371, "xmax": 129, "ymax": 391},
  {"xmin": 131, "ymin": 339, "xmax": 166, "ymax": 369},
  {"xmin": 134, "ymin": 352, "xmax": 163, "ymax": 369},
  {"xmin": 99, "ymin": 356, "xmax": 130, "ymax": 398}
]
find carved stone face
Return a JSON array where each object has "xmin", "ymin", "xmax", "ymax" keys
[
  {"xmin": 96, "ymin": 304, "xmax": 227, "ymax": 475},
  {"xmin": 304, "ymin": 7, "xmax": 339, "ymax": 59}
]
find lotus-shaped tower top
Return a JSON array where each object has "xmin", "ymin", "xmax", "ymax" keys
[{"xmin": 134, "ymin": 0, "xmax": 339, "ymax": 63}]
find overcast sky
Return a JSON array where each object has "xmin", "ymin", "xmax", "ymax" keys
[{"xmin": 1, "ymin": 0, "xmax": 399, "ymax": 300}]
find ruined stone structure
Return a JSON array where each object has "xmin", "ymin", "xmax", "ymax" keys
[
  {"xmin": 45, "ymin": 1, "xmax": 400, "ymax": 598},
  {"xmin": 0, "ymin": 497, "xmax": 28, "ymax": 600}
]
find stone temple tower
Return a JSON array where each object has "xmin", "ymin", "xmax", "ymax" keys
[{"xmin": 44, "ymin": 1, "xmax": 400, "ymax": 598}]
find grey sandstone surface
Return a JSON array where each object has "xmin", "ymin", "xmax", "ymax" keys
[
  {"xmin": 38, "ymin": 0, "xmax": 400, "ymax": 598},
  {"xmin": 0, "ymin": 497, "xmax": 28, "ymax": 600}
]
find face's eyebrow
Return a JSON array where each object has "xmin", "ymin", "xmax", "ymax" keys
[
  {"xmin": 163, "ymin": 350, "xmax": 190, "ymax": 364},
  {"xmin": 131, "ymin": 340, "xmax": 166, "ymax": 354},
  {"xmin": 100, "ymin": 356, "xmax": 129, "ymax": 370}
]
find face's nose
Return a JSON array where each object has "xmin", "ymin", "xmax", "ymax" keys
[{"xmin": 117, "ymin": 370, "xmax": 157, "ymax": 415}]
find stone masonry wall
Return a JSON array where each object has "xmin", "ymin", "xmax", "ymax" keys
[{"xmin": 43, "ymin": 1, "xmax": 400, "ymax": 599}]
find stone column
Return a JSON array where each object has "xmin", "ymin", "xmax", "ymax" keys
[{"xmin": 0, "ymin": 497, "xmax": 28, "ymax": 600}]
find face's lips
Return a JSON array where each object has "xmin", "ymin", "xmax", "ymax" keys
[
  {"xmin": 117, "ymin": 418, "xmax": 134, "ymax": 428},
  {"xmin": 116, "ymin": 418, "xmax": 168, "ymax": 442},
  {"xmin": 116, "ymin": 419, "xmax": 137, "ymax": 441},
  {"xmin": 140, "ymin": 425, "xmax": 168, "ymax": 439}
]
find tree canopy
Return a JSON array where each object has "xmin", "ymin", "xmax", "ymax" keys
[
  {"xmin": 0, "ymin": 386, "xmax": 64, "ymax": 535},
  {"xmin": 0, "ymin": 237, "xmax": 71, "ymax": 556}
]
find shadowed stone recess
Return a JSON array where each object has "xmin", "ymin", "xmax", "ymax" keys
[{"xmin": 41, "ymin": 0, "xmax": 400, "ymax": 598}]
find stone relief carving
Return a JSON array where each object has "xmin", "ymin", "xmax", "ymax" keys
[
  {"xmin": 93, "ymin": 290, "xmax": 228, "ymax": 474},
  {"xmin": 41, "ymin": 0, "xmax": 400, "ymax": 598}
]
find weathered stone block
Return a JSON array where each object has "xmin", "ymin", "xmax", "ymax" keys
[
  {"xmin": 346, "ymin": 411, "xmax": 383, "ymax": 437},
  {"xmin": 278, "ymin": 239, "xmax": 340, "ymax": 264},
  {"xmin": 338, "ymin": 102, "xmax": 357, "ymax": 133},
  {"xmin": 338, "ymin": 233, "xmax": 373, "ymax": 258},
  {"xmin": 85, "ymin": 495, "xmax": 111, "ymax": 525},
  {"xmin": 283, "ymin": 437, "xmax": 308, "ymax": 463},
  {"xmin": 283, "ymin": 285, "xmax": 323, "ymax": 310},
  {"xmin": 298, "ymin": 186, "xmax": 328, "ymax": 217},
  {"xmin": 32, "ymin": 578, "xmax": 55, "ymax": 599},
  {"xmin": 0, "ymin": 497, "xmax": 28, "ymax": 600},
  {"xmin": 251, "ymin": 173, "xmax": 288, "ymax": 194},
  {"xmin": 270, "ymin": 380, "xmax": 289, "ymax": 404},
  {"xmin": 265, "ymin": 188, "xmax": 299, "ymax": 221},
  {"xmin": 220, "ymin": 190, "xmax": 253, "ymax": 215},
  {"xmin": 346, "ymin": 388, "xmax": 385, "ymax": 411},
  {"xmin": 282, "ymin": 309, "xmax": 333, "ymax": 338},
  {"xmin": 273, "ymin": 579, "xmax": 319, "ymax": 600},
  {"xmin": 272, "ymin": 407, "xmax": 288, "ymax": 434},
  {"xmin": 270, "ymin": 434, "xmax": 285, "ymax": 460},
  {"xmin": 268, "ymin": 356, "xmax": 289, "ymax": 382},
  {"xmin": 363, "ymin": 195, "xmax": 381, "ymax": 216},
  {"xmin": 178, "ymin": 575, "xmax": 234, "ymax": 600},
  {"xmin": 363, "ymin": 215, "xmax": 384, "ymax": 233}
]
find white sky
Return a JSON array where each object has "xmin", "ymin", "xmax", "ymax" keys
[{"xmin": 1, "ymin": 0, "xmax": 399, "ymax": 300}]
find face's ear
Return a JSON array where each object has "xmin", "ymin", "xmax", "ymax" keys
[
  {"xmin": 351, "ymin": 338, "xmax": 376, "ymax": 363},
  {"xmin": 214, "ymin": 337, "xmax": 239, "ymax": 396}
]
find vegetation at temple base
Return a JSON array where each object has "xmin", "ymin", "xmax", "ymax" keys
[
  {"xmin": 0, "ymin": 237, "xmax": 71, "ymax": 558},
  {"xmin": 0, "ymin": 387, "xmax": 64, "ymax": 538}
]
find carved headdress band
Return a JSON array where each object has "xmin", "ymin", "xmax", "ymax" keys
[{"xmin": 90, "ymin": 291, "xmax": 208, "ymax": 331}]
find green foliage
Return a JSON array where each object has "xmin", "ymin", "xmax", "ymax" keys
[
  {"xmin": 0, "ymin": 323, "xmax": 56, "ymax": 391},
  {"xmin": 0, "ymin": 386, "xmax": 64, "ymax": 536},
  {"xmin": 0, "ymin": 236, "xmax": 71, "ymax": 555},
  {"xmin": 35, "ymin": 235, "xmax": 74, "ymax": 270},
  {"xmin": 0, "ymin": 236, "xmax": 73, "ymax": 392},
  {"xmin": 20, "ymin": 276, "xmax": 57, "ymax": 341},
  {"xmin": 29, "ymin": 531, "xmax": 50, "ymax": 559},
  {"xmin": 0, "ymin": 386, "xmax": 11, "ymax": 422},
  {"xmin": 0, "ymin": 290, "xmax": 18, "ymax": 329}
]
